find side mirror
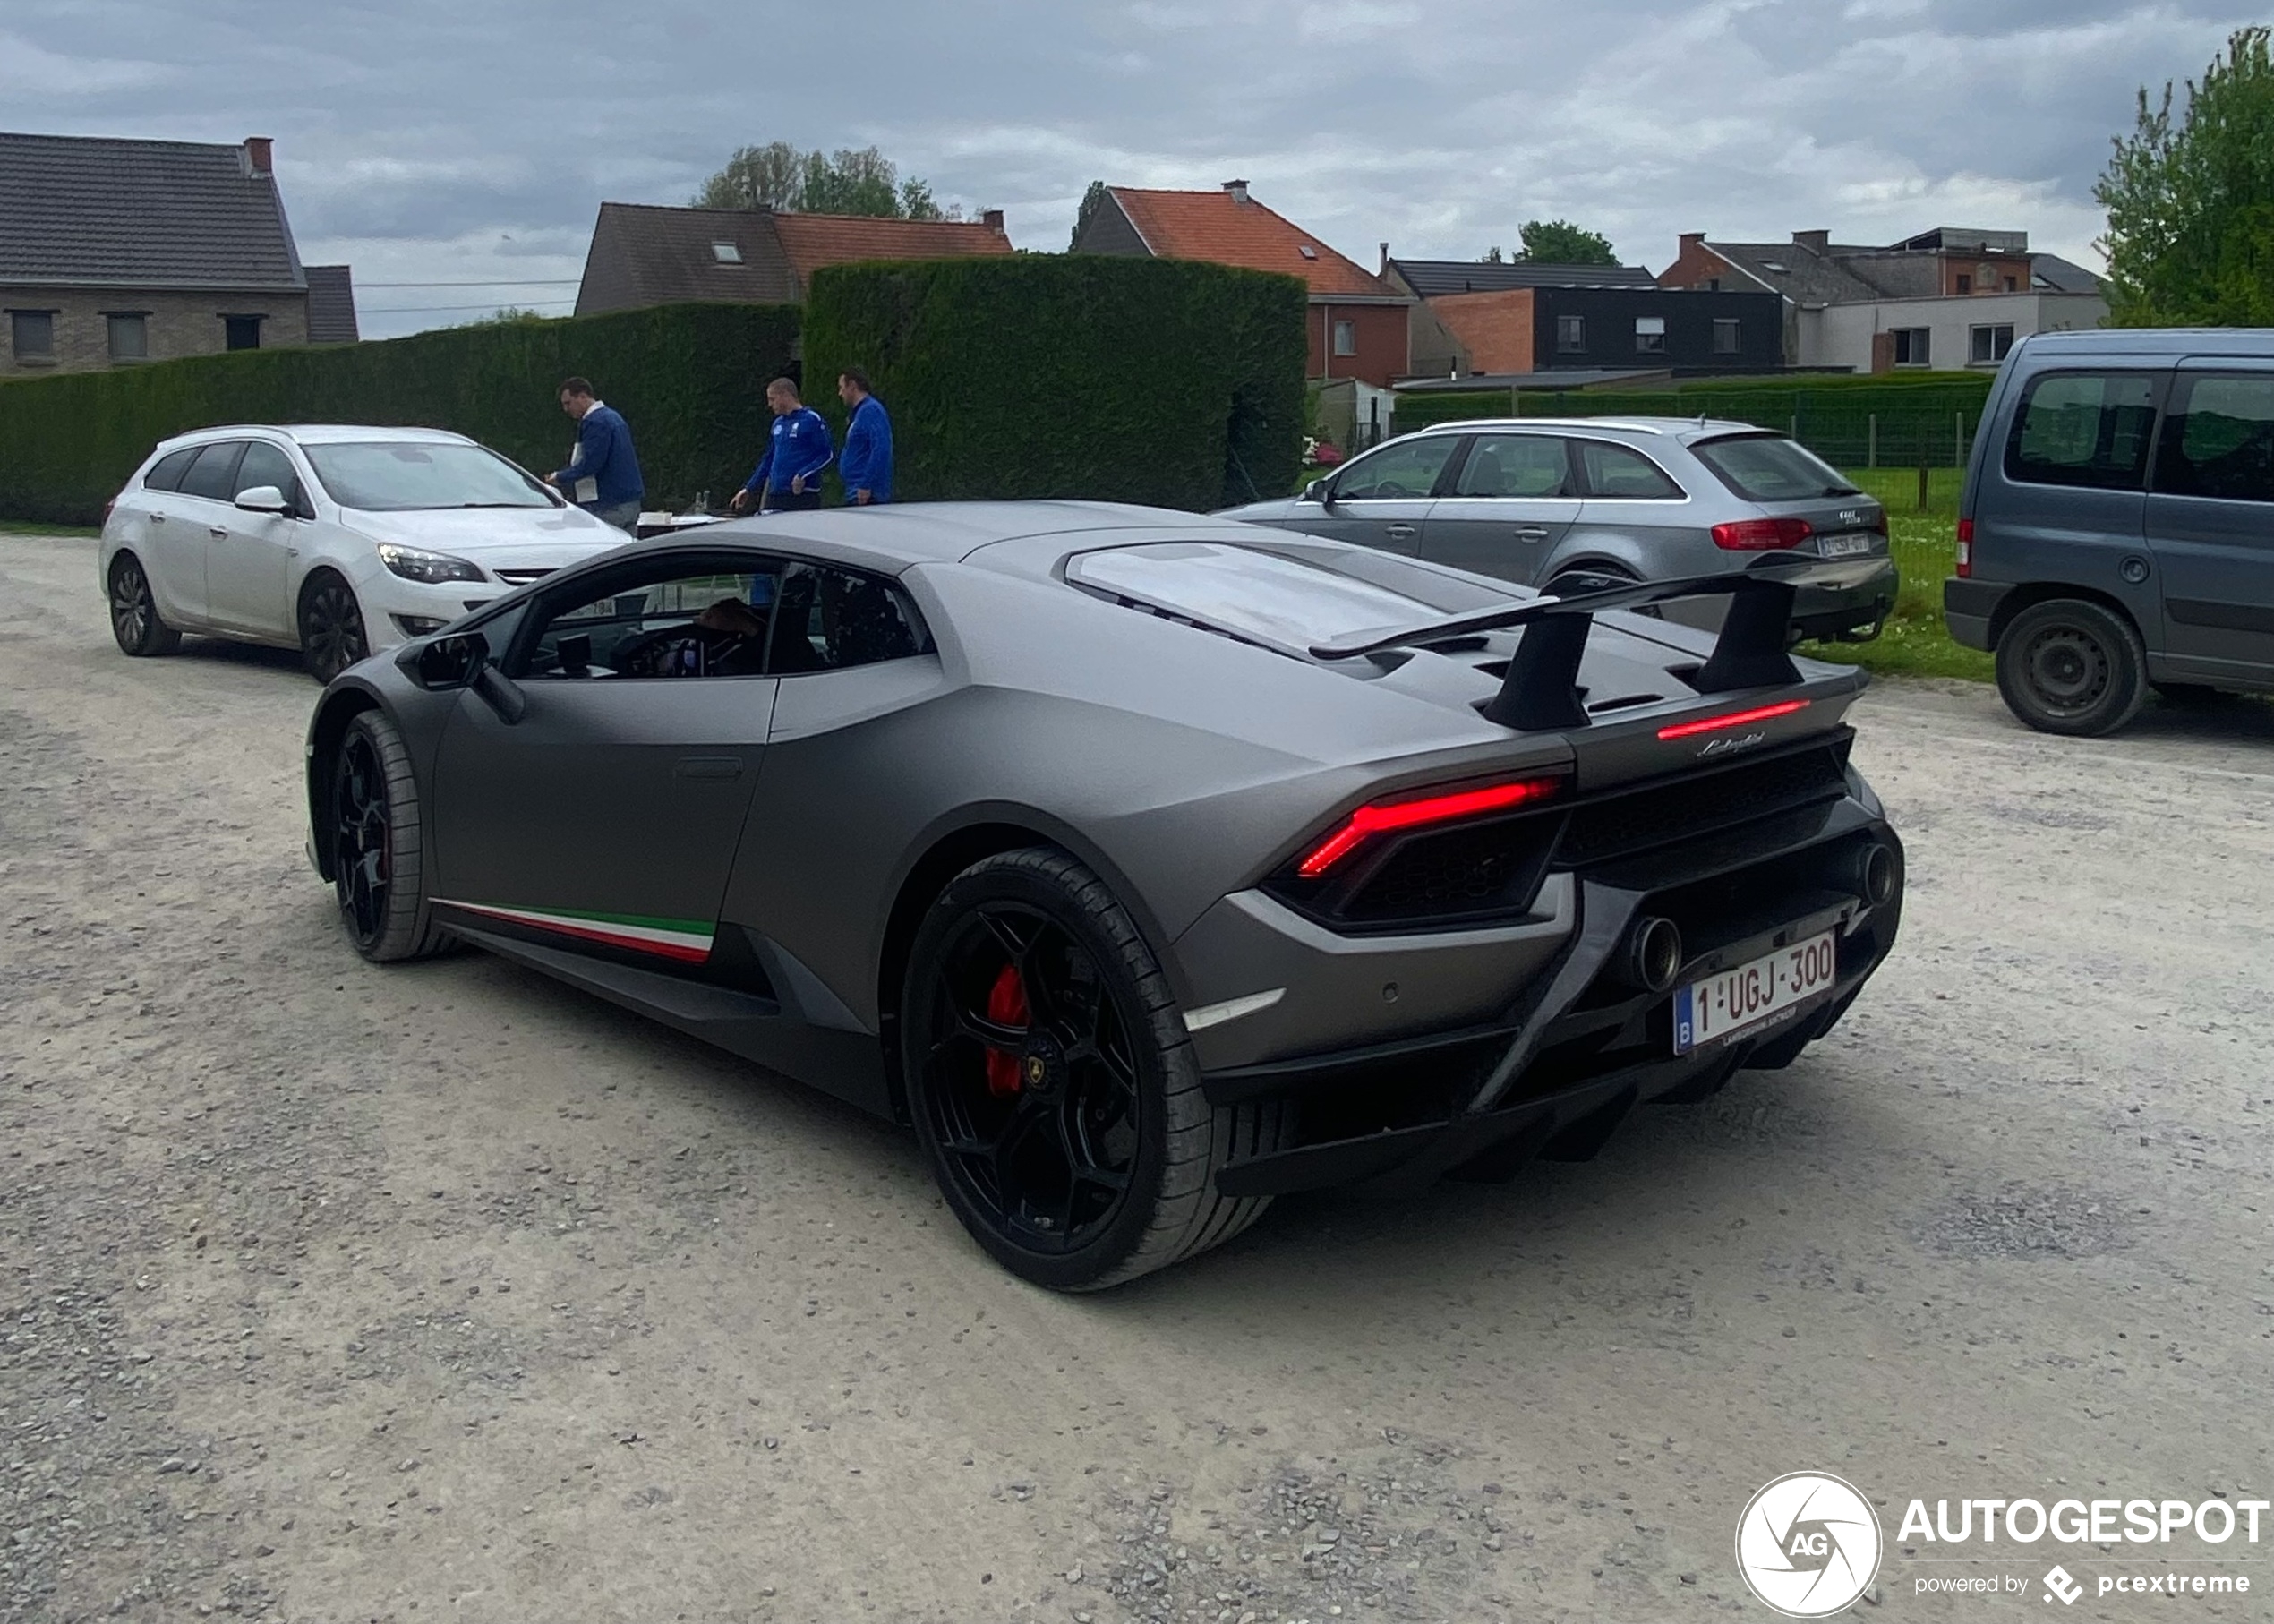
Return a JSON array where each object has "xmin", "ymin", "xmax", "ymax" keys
[
  {"xmin": 402, "ymin": 630, "xmax": 489, "ymax": 690},
  {"xmin": 1301, "ymin": 478, "xmax": 1327, "ymax": 503},
  {"xmin": 233, "ymin": 484, "xmax": 290, "ymax": 515}
]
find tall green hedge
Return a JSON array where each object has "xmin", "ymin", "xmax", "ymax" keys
[
  {"xmin": 802, "ymin": 256, "xmax": 1307, "ymax": 510},
  {"xmin": 0, "ymin": 303, "xmax": 800, "ymax": 526}
]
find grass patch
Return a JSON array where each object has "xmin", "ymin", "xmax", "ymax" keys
[{"xmin": 0, "ymin": 518, "xmax": 98, "ymax": 538}]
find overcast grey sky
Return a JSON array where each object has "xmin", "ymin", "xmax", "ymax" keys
[{"xmin": 4, "ymin": 0, "xmax": 2255, "ymax": 337}]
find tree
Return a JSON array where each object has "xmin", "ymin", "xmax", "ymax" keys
[
  {"xmin": 1070, "ymin": 180, "xmax": 1108, "ymax": 250},
  {"xmin": 2097, "ymin": 26, "xmax": 2274, "ymax": 326},
  {"xmin": 1479, "ymin": 244, "xmax": 1506, "ymax": 263},
  {"xmin": 1515, "ymin": 219, "xmax": 1619, "ymax": 265},
  {"xmin": 692, "ymin": 142, "xmax": 950, "ymax": 220}
]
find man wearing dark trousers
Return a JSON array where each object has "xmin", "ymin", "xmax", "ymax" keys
[
  {"xmin": 545, "ymin": 377, "xmax": 644, "ymax": 531},
  {"xmin": 836, "ymin": 367, "xmax": 894, "ymax": 505},
  {"xmin": 731, "ymin": 378, "xmax": 833, "ymax": 514}
]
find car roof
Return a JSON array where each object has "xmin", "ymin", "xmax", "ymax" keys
[
  {"xmin": 151, "ymin": 423, "xmax": 478, "ymax": 453},
  {"xmin": 2017, "ymin": 328, "xmax": 2274, "ymax": 359},
  {"xmin": 1407, "ymin": 415, "xmax": 1765, "ymax": 440}
]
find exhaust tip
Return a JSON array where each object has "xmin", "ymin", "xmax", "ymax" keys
[
  {"xmin": 1630, "ymin": 916, "xmax": 1683, "ymax": 995},
  {"xmin": 1859, "ymin": 843, "xmax": 1897, "ymax": 908}
]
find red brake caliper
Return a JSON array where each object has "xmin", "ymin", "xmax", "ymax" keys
[{"xmin": 983, "ymin": 962, "xmax": 1029, "ymax": 1097}]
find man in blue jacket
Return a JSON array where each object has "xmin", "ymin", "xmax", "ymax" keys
[
  {"xmin": 730, "ymin": 378, "xmax": 833, "ymax": 514},
  {"xmin": 546, "ymin": 377, "xmax": 644, "ymax": 531},
  {"xmin": 836, "ymin": 367, "xmax": 894, "ymax": 505}
]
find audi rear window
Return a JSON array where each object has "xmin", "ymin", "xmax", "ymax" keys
[{"xmin": 1692, "ymin": 435, "xmax": 1860, "ymax": 502}]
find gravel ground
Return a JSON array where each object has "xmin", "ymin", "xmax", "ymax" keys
[{"xmin": 3, "ymin": 533, "xmax": 2270, "ymax": 1624}]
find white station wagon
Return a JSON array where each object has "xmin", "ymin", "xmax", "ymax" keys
[{"xmin": 99, "ymin": 424, "xmax": 630, "ymax": 681}]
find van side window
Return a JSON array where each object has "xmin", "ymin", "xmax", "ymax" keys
[
  {"xmin": 2005, "ymin": 372, "xmax": 2158, "ymax": 491},
  {"xmin": 2154, "ymin": 374, "xmax": 2274, "ymax": 504}
]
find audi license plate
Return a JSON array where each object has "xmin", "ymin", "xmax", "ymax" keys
[
  {"xmin": 1820, "ymin": 532, "xmax": 1875, "ymax": 558},
  {"xmin": 1673, "ymin": 930, "xmax": 1838, "ymax": 1054}
]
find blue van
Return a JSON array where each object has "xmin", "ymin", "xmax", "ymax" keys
[{"xmin": 1945, "ymin": 329, "xmax": 2274, "ymax": 735}]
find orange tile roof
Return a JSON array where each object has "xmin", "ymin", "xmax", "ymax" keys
[
  {"xmin": 770, "ymin": 212, "xmax": 1013, "ymax": 288},
  {"xmin": 1428, "ymin": 288, "xmax": 1536, "ymax": 374},
  {"xmin": 1108, "ymin": 187, "xmax": 1401, "ymax": 300}
]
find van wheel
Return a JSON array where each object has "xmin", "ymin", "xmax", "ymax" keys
[{"xmin": 1995, "ymin": 599, "xmax": 2148, "ymax": 737}]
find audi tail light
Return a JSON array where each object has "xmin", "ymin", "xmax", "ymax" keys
[
  {"xmin": 1711, "ymin": 517, "xmax": 1814, "ymax": 551},
  {"xmin": 1296, "ymin": 776, "xmax": 1564, "ymax": 879}
]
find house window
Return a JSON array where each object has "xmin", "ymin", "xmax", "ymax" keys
[
  {"xmin": 1891, "ymin": 328, "xmax": 1931, "ymax": 367},
  {"xmin": 1634, "ymin": 315, "xmax": 1667, "ymax": 354},
  {"xmin": 710, "ymin": 242, "xmax": 742, "ymax": 263},
  {"xmin": 1956, "ymin": 274, "xmax": 1971, "ymax": 295},
  {"xmin": 1969, "ymin": 323, "xmax": 2015, "ymax": 365},
  {"xmin": 223, "ymin": 315, "xmax": 263, "ymax": 351},
  {"xmin": 9, "ymin": 310, "xmax": 55, "ymax": 361},
  {"xmin": 1332, "ymin": 319, "xmax": 1357, "ymax": 357},
  {"xmin": 1712, "ymin": 317, "xmax": 1741, "ymax": 355},
  {"xmin": 2002, "ymin": 275, "xmax": 2018, "ymax": 292},
  {"xmin": 1556, "ymin": 314, "xmax": 1586, "ymax": 353},
  {"xmin": 106, "ymin": 312, "xmax": 148, "ymax": 361},
  {"xmin": 1298, "ymin": 244, "xmax": 1319, "ymax": 261}
]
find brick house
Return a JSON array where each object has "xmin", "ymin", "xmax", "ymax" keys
[
  {"xmin": 573, "ymin": 203, "xmax": 1014, "ymax": 316},
  {"xmin": 0, "ymin": 132, "xmax": 353, "ymax": 378},
  {"xmin": 1073, "ymin": 182, "xmax": 1412, "ymax": 387},
  {"xmin": 1384, "ymin": 256, "xmax": 1782, "ymax": 378},
  {"xmin": 1658, "ymin": 227, "xmax": 2107, "ymax": 372}
]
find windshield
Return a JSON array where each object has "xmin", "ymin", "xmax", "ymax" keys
[
  {"xmin": 302, "ymin": 441, "xmax": 554, "ymax": 511},
  {"xmin": 1691, "ymin": 434, "xmax": 1861, "ymax": 503}
]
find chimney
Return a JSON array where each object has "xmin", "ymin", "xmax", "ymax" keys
[
  {"xmin": 1221, "ymin": 179, "xmax": 1250, "ymax": 205},
  {"xmin": 1380, "ymin": 241, "xmax": 1390, "ymax": 277},
  {"xmin": 1679, "ymin": 231, "xmax": 1705, "ymax": 251},
  {"xmin": 981, "ymin": 208, "xmax": 1005, "ymax": 234},
  {"xmin": 1792, "ymin": 228, "xmax": 1830, "ymax": 254},
  {"xmin": 243, "ymin": 136, "xmax": 273, "ymax": 177}
]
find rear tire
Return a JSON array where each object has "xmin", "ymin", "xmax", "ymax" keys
[
  {"xmin": 330, "ymin": 710, "xmax": 455, "ymax": 962},
  {"xmin": 300, "ymin": 572, "xmax": 370, "ymax": 685},
  {"xmin": 108, "ymin": 552, "xmax": 182, "ymax": 657},
  {"xmin": 1995, "ymin": 599, "xmax": 2148, "ymax": 737},
  {"xmin": 900, "ymin": 848, "xmax": 1291, "ymax": 1290}
]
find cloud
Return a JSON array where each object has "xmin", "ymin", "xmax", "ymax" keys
[{"xmin": 4, "ymin": 0, "xmax": 2265, "ymax": 336}]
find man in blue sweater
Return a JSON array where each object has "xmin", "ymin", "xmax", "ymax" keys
[
  {"xmin": 546, "ymin": 378, "xmax": 644, "ymax": 531},
  {"xmin": 730, "ymin": 378, "xmax": 833, "ymax": 514},
  {"xmin": 836, "ymin": 367, "xmax": 894, "ymax": 505}
]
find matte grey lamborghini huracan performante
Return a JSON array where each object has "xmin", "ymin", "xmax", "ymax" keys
[{"xmin": 305, "ymin": 501, "xmax": 1905, "ymax": 1289}]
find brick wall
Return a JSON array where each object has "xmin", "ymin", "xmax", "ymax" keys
[
  {"xmin": 1305, "ymin": 301, "xmax": 1408, "ymax": 388},
  {"xmin": 0, "ymin": 287, "xmax": 311, "ymax": 378}
]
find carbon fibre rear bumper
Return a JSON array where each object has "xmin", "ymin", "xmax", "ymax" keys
[{"xmin": 1203, "ymin": 804, "xmax": 1902, "ymax": 1197}]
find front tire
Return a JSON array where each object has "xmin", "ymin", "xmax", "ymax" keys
[
  {"xmin": 300, "ymin": 572, "xmax": 370, "ymax": 685},
  {"xmin": 330, "ymin": 710, "xmax": 453, "ymax": 962},
  {"xmin": 1995, "ymin": 599, "xmax": 2148, "ymax": 737},
  {"xmin": 108, "ymin": 553, "xmax": 183, "ymax": 657},
  {"xmin": 900, "ymin": 848, "xmax": 1290, "ymax": 1291}
]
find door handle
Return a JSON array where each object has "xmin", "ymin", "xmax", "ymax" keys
[
  {"xmin": 209, "ymin": 526, "xmax": 229, "ymax": 539},
  {"xmin": 1385, "ymin": 523, "xmax": 1418, "ymax": 539},
  {"xmin": 674, "ymin": 756, "xmax": 744, "ymax": 781},
  {"xmin": 149, "ymin": 513, "xmax": 167, "ymax": 524},
  {"xmin": 1514, "ymin": 526, "xmax": 1550, "ymax": 543}
]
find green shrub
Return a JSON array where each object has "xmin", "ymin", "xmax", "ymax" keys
[
  {"xmin": 0, "ymin": 303, "xmax": 800, "ymax": 526},
  {"xmin": 1390, "ymin": 390, "xmax": 1513, "ymax": 435},
  {"xmin": 802, "ymin": 256, "xmax": 1307, "ymax": 510}
]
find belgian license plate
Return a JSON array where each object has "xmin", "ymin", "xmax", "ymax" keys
[
  {"xmin": 1821, "ymin": 532, "xmax": 1874, "ymax": 558},
  {"xmin": 1673, "ymin": 930, "xmax": 1838, "ymax": 1054}
]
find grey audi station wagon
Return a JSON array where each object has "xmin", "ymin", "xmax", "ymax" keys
[
  {"xmin": 1219, "ymin": 417, "xmax": 1899, "ymax": 643},
  {"xmin": 1945, "ymin": 329, "xmax": 2274, "ymax": 735}
]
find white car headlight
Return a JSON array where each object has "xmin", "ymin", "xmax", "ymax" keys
[{"xmin": 376, "ymin": 543, "xmax": 487, "ymax": 585}]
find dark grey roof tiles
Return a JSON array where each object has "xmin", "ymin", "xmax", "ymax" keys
[
  {"xmin": 0, "ymin": 132, "xmax": 305, "ymax": 290},
  {"xmin": 304, "ymin": 264, "xmax": 359, "ymax": 343},
  {"xmin": 1389, "ymin": 258, "xmax": 1656, "ymax": 297},
  {"xmin": 1696, "ymin": 242, "xmax": 1882, "ymax": 306},
  {"xmin": 2030, "ymin": 253, "xmax": 2104, "ymax": 295}
]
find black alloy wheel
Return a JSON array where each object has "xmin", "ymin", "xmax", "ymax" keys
[
  {"xmin": 902, "ymin": 849, "xmax": 1289, "ymax": 1290},
  {"xmin": 107, "ymin": 554, "xmax": 182, "ymax": 656},
  {"xmin": 1995, "ymin": 598, "xmax": 2148, "ymax": 738},
  {"xmin": 300, "ymin": 575, "xmax": 369, "ymax": 684},
  {"xmin": 328, "ymin": 710, "xmax": 453, "ymax": 962}
]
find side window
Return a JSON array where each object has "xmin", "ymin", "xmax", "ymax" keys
[
  {"xmin": 2005, "ymin": 372, "xmax": 2159, "ymax": 491},
  {"xmin": 143, "ymin": 448, "xmax": 200, "ymax": 492},
  {"xmin": 1334, "ymin": 435, "xmax": 1458, "ymax": 500},
  {"xmin": 1577, "ymin": 440, "xmax": 1685, "ymax": 500},
  {"xmin": 233, "ymin": 442, "xmax": 305, "ymax": 509},
  {"xmin": 767, "ymin": 565, "xmax": 929, "ymax": 675},
  {"xmin": 522, "ymin": 560, "xmax": 784, "ymax": 680},
  {"xmin": 1453, "ymin": 435, "xmax": 1572, "ymax": 499},
  {"xmin": 177, "ymin": 442, "xmax": 246, "ymax": 501},
  {"xmin": 2154, "ymin": 373, "xmax": 2274, "ymax": 503}
]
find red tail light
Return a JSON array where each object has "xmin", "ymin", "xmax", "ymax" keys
[
  {"xmin": 1955, "ymin": 517, "xmax": 1974, "ymax": 578},
  {"xmin": 1656, "ymin": 698, "xmax": 1812, "ymax": 741},
  {"xmin": 1296, "ymin": 776, "xmax": 1562, "ymax": 879},
  {"xmin": 1711, "ymin": 517, "xmax": 1814, "ymax": 551}
]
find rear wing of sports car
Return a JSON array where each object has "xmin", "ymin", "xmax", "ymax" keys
[{"xmin": 1308, "ymin": 566, "xmax": 1815, "ymax": 731}]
